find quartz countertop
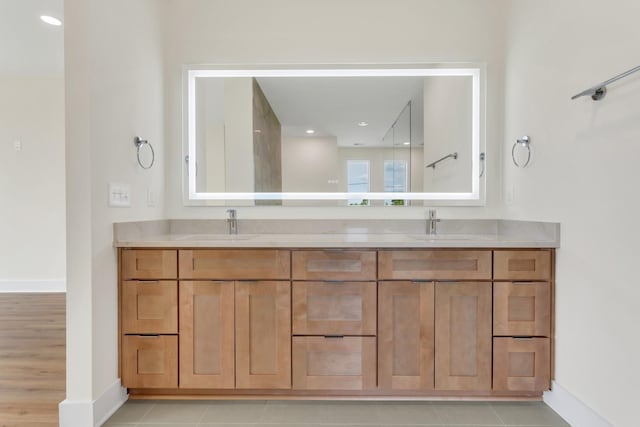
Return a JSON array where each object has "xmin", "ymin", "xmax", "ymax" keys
[{"xmin": 113, "ymin": 219, "xmax": 560, "ymax": 248}]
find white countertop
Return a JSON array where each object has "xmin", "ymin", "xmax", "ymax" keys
[{"xmin": 113, "ymin": 219, "xmax": 560, "ymax": 248}]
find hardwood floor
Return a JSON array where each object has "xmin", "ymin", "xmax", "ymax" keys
[{"xmin": 0, "ymin": 293, "xmax": 65, "ymax": 427}]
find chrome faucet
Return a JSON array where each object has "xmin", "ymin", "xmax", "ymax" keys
[
  {"xmin": 427, "ymin": 208, "xmax": 440, "ymax": 235},
  {"xmin": 226, "ymin": 209, "xmax": 238, "ymax": 235}
]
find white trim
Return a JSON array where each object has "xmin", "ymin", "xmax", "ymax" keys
[
  {"xmin": 59, "ymin": 379, "xmax": 128, "ymax": 427},
  {"xmin": 0, "ymin": 279, "xmax": 66, "ymax": 293},
  {"xmin": 544, "ymin": 381, "xmax": 613, "ymax": 427}
]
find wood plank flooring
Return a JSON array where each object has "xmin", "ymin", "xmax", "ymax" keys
[{"xmin": 0, "ymin": 293, "xmax": 66, "ymax": 427}]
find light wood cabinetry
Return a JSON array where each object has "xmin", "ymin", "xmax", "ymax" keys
[
  {"xmin": 292, "ymin": 336, "xmax": 376, "ymax": 390},
  {"xmin": 435, "ymin": 281, "xmax": 492, "ymax": 391},
  {"xmin": 292, "ymin": 281, "xmax": 376, "ymax": 336},
  {"xmin": 179, "ymin": 281, "xmax": 235, "ymax": 389},
  {"xmin": 493, "ymin": 337, "xmax": 550, "ymax": 392},
  {"xmin": 492, "ymin": 249, "xmax": 552, "ymax": 393},
  {"xmin": 119, "ymin": 246, "xmax": 554, "ymax": 398},
  {"xmin": 179, "ymin": 249, "xmax": 290, "ymax": 280},
  {"xmin": 378, "ymin": 281, "xmax": 435, "ymax": 391},
  {"xmin": 122, "ymin": 335, "xmax": 178, "ymax": 388},
  {"xmin": 379, "ymin": 250, "xmax": 492, "ymax": 281},
  {"xmin": 292, "ymin": 250, "xmax": 376, "ymax": 281},
  {"xmin": 236, "ymin": 281, "xmax": 291, "ymax": 389}
]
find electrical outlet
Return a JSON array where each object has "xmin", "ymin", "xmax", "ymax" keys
[
  {"xmin": 108, "ymin": 183, "xmax": 131, "ymax": 207},
  {"xmin": 13, "ymin": 140, "xmax": 21, "ymax": 151}
]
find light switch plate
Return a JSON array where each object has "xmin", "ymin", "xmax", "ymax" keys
[{"xmin": 108, "ymin": 183, "xmax": 131, "ymax": 207}]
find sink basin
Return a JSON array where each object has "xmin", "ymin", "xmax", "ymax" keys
[{"xmin": 174, "ymin": 234, "xmax": 257, "ymax": 241}]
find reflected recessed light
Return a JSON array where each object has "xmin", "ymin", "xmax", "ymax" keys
[
  {"xmin": 403, "ymin": 141, "xmax": 411, "ymax": 145},
  {"xmin": 305, "ymin": 129, "xmax": 315, "ymax": 134},
  {"xmin": 253, "ymin": 129, "xmax": 262, "ymax": 133},
  {"xmin": 40, "ymin": 15, "xmax": 62, "ymax": 26},
  {"xmin": 354, "ymin": 142, "xmax": 364, "ymax": 146},
  {"xmin": 357, "ymin": 121, "xmax": 369, "ymax": 127}
]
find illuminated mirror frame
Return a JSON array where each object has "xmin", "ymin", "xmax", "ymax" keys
[{"xmin": 184, "ymin": 64, "xmax": 485, "ymax": 205}]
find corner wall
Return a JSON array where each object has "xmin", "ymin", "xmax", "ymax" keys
[
  {"xmin": 62, "ymin": 0, "xmax": 166, "ymax": 424},
  {"xmin": 503, "ymin": 1, "xmax": 640, "ymax": 425}
]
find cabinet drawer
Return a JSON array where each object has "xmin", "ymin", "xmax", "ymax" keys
[
  {"xmin": 494, "ymin": 250, "xmax": 551, "ymax": 281},
  {"xmin": 179, "ymin": 249, "xmax": 290, "ymax": 280},
  {"xmin": 493, "ymin": 337, "xmax": 550, "ymax": 392},
  {"xmin": 379, "ymin": 250, "xmax": 491, "ymax": 280},
  {"xmin": 292, "ymin": 336, "xmax": 376, "ymax": 390},
  {"xmin": 292, "ymin": 281, "xmax": 376, "ymax": 335},
  {"xmin": 122, "ymin": 335, "xmax": 178, "ymax": 388},
  {"xmin": 292, "ymin": 250, "xmax": 376, "ymax": 281},
  {"xmin": 122, "ymin": 250, "xmax": 177, "ymax": 280},
  {"xmin": 122, "ymin": 281, "xmax": 178, "ymax": 334},
  {"xmin": 494, "ymin": 282, "xmax": 550, "ymax": 337}
]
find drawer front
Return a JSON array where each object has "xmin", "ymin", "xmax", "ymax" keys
[
  {"xmin": 292, "ymin": 250, "xmax": 376, "ymax": 281},
  {"xmin": 179, "ymin": 249, "xmax": 290, "ymax": 280},
  {"xmin": 494, "ymin": 282, "xmax": 550, "ymax": 337},
  {"xmin": 122, "ymin": 250, "xmax": 177, "ymax": 280},
  {"xmin": 493, "ymin": 337, "xmax": 550, "ymax": 392},
  {"xmin": 122, "ymin": 335, "xmax": 178, "ymax": 388},
  {"xmin": 494, "ymin": 250, "xmax": 551, "ymax": 281},
  {"xmin": 292, "ymin": 336, "xmax": 376, "ymax": 390},
  {"xmin": 379, "ymin": 250, "xmax": 492, "ymax": 280},
  {"xmin": 122, "ymin": 281, "xmax": 178, "ymax": 334},
  {"xmin": 292, "ymin": 281, "xmax": 376, "ymax": 335}
]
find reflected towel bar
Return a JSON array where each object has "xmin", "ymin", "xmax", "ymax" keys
[
  {"xmin": 426, "ymin": 152, "xmax": 458, "ymax": 169},
  {"xmin": 571, "ymin": 64, "xmax": 640, "ymax": 101}
]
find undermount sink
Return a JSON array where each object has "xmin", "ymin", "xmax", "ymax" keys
[{"xmin": 174, "ymin": 234, "xmax": 257, "ymax": 241}]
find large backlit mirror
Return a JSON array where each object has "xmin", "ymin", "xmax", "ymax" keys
[{"xmin": 184, "ymin": 65, "xmax": 485, "ymax": 206}]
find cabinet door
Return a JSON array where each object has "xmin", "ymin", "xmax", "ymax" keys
[
  {"xmin": 235, "ymin": 281, "xmax": 291, "ymax": 389},
  {"xmin": 292, "ymin": 336, "xmax": 376, "ymax": 390},
  {"xmin": 292, "ymin": 281, "xmax": 377, "ymax": 335},
  {"xmin": 122, "ymin": 281, "xmax": 177, "ymax": 334},
  {"xmin": 122, "ymin": 249, "xmax": 177, "ymax": 280},
  {"xmin": 435, "ymin": 282, "xmax": 491, "ymax": 391},
  {"xmin": 179, "ymin": 250, "xmax": 290, "ymax": 280},
  {"xmin": 493, "ymin": 337, "xmax": 550, "ymax": 392},
  {"xmin": 494, "ymin": 282, "xmax": 550, "ymax": 337},
  {"xmin": 179, "ymin": 281, "xmax": 235, "ymax": 389},
  {"xmin": 292, "ymin": 250, "xmax": 376, "ymax": 281},
  {"xmin": 378, "ymin": 281, "xmax": 434, "ymax": 391},
  {"xmin": 379, "ymin": 250, "xmax": 492, "ymax": 281},
  {"xmin": 122, "ymin": 335, "xmax": 178, "ymax": 388}
]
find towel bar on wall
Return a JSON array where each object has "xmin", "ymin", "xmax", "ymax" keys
[{"xmin": 571, "ymin": 64, "xmax": 640, "ymax": 101}]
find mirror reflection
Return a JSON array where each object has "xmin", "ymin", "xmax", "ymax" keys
[{"xmin": 187, "ymin": 67, "xmax": 481, "ymax": 205}]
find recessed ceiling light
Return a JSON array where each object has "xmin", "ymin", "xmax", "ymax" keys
[
  {"xmin": 40, "ymin": 15, "xmax": 62, "ymax": 26},
  {"xmin": 403, "ymin": 141, "xmax": 411, "ymax": 145},
  {"xmin": 357, "ymin": 121, "xmax": 369, "ymax": 127},
  {"xmin": 305, "ymin": 129, "xmax": 315, "ymax": 134}
]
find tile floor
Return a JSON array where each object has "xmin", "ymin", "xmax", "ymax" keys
[{"xmin": 103, "ymin": 400, "xmax": 570, "ymax": 427}]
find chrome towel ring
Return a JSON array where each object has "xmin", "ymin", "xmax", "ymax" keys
[
  {"xmin": 512, "ymin": 136, "xmax": 531, "ymax": 168},
  {"xmin": 134, "ymin": 136, "xmax": 155, "ymax": 169}
]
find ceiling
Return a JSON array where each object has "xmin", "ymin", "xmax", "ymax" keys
[
  {"xmin": 256, "ymin": 76, "xmax": 424, "ymax": 148},
  {"xmin": 0, "ymin": 0, "xmax": 64, "ymax": 76}
]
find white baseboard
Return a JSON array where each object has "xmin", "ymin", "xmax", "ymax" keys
[
  {"xmin": 0, "ymin": 279, "xmax": 66, "ymax": 292},
  {"xmin": 59, "ymin": 379, "xmax": 128, "ymax": 427},
  {"xmin": 544, "ymin": 381, "xmax": 612, "ymax": 427}
]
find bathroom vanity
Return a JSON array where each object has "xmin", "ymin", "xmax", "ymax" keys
[{"xmin": 115, "ymin": 220, "xmax": 558, "ymax": 400}]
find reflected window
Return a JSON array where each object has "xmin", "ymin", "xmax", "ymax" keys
[
  {"xmin": 384, "ymin": 160, "xmax": 408, "ymax": 206},
  {"xmin": 347, "ymin": 160, "xmax": 370, "ymax": 206}
]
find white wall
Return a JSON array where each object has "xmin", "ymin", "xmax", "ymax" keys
[
  {"xmin": 0, "ymin": 77, "xmax": 65, "ymax": 290},
  {"xmin": 503, "ymin": 1, "xmax": 640, "ymax": 425},
  {"xmin": 63, "ymin": 0, "xmax": 166, "ymax": 423},
  {"xmin": 164, "ymin": 0, "xmax": 507, "ymax": 219}
]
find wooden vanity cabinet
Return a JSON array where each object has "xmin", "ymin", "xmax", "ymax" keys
[
  {"xmin": 492, "ymin": 250, "xmax": 552, "ymax": 393},
  {"xmin": 378, "ymin": 281, "xmax": 435, "ymax": 391}
]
